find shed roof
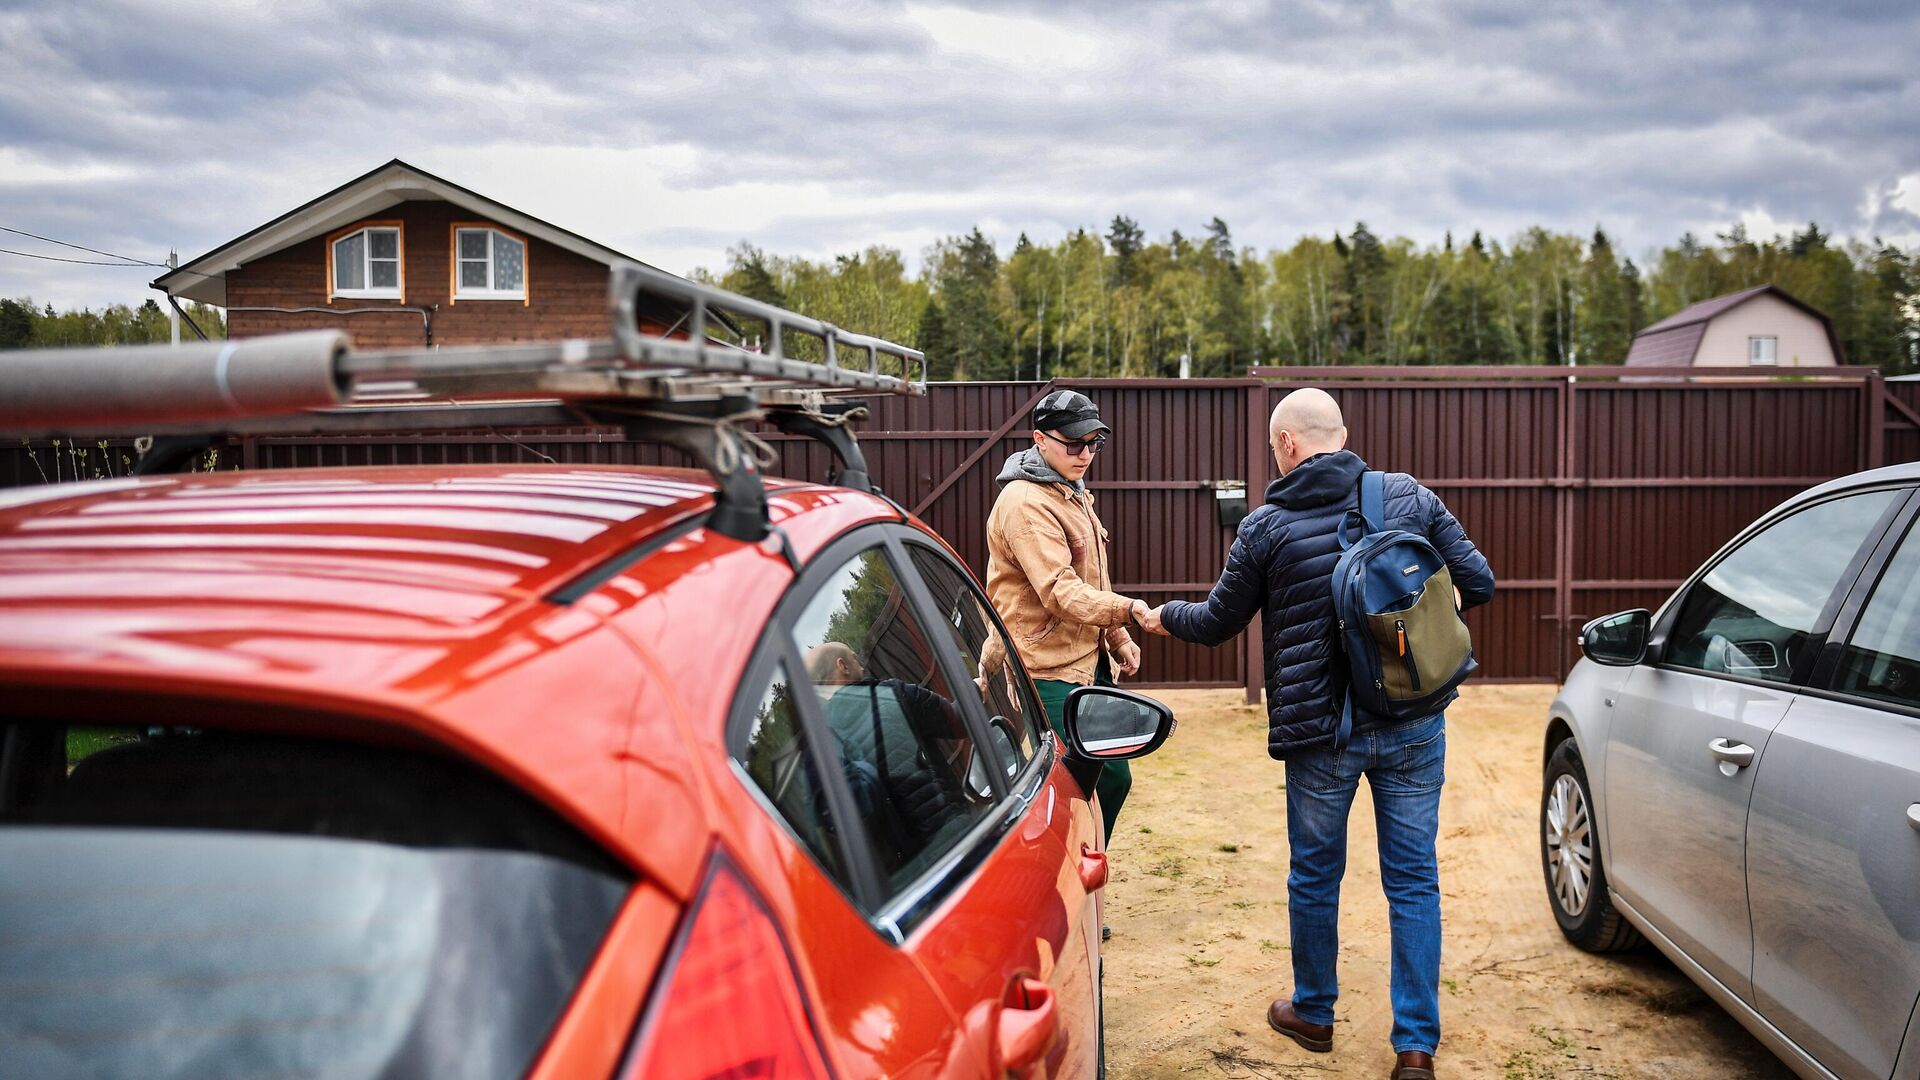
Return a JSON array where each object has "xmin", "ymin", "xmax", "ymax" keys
[{"xmin": 1625, "ymin": 283, "xmax": 1845, "ymax": 366}]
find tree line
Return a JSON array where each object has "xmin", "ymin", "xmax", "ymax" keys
[
  {"xmin": 696, "ymin": 220, "xmax": 1918, "ymax": 379},
  {"xmin": 0, "ymin": 297, "xmax": 227, "ymax": 348}
]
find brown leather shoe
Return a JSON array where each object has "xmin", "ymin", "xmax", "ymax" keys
[
  {"xmin": 1390, "ymin": 1050, "xmax": 1435, "ymax": 1079},
  {"xmin": 1265, "ymin": 999, "xmax": 1332, "ymax": 1053}
]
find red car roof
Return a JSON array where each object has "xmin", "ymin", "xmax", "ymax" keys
[{"xmin": 0, "ymin": 463, "xmax": 908, "ymax": 895}]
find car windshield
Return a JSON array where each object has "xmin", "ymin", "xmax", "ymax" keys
[{"xmin": 0, "ymin": 722, "xmax": 631, "ymax": 1080}]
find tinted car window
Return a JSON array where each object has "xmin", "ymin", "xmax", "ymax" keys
[
  {"xmin": 1834, "ymin": 520, "xmax": 1920, "ymax": 708},
  {"xmin": 789, "ymin": 546, "xmax": 997, "ymax": 894},
  {"xmin": 1667, "ymin": 491, "xmax": 1898, "ymax": 681},
  {"xmin": 737, "ymin": 661, "xmax": 855, "ymax": 886},
  {"xmin": 0, "ymin": 724, "xmax": 628, "ymax": 1080},
  {"xmin": 906, "ymin": 544, "xmax": 1039, "ymax": 775}
]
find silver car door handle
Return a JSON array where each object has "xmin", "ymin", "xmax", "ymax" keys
[
  {"xmin": 1908, "ymin": 804, "xmax": 1920, "ymax": 834},
  {"xmin": 1708, "ymin": 738, "xmax": 1756, "ymax": 769}
]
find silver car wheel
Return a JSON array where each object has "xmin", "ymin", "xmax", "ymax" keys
[{"xmin": 1545, "ymin": 773, "xmax": 1593, "ymax": 916}]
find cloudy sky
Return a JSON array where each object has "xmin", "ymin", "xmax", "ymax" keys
[{"xmin": 3, "ymin": 0, "xmax": 1918, "ymax": 309}]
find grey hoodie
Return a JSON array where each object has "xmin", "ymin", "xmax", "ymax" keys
[{"xmin": 995, "ymin": 447, "xmax": 1084, "ymax": 493}]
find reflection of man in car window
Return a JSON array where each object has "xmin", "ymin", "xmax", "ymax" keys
[{"xmin": 806, "ymin": 643, "xmax": 967, "ymax": 871}]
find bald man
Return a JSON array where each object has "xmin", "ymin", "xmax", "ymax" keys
[{"xmin": 1139, "ymin": 388, "xmax": 1493, "ymax": 1080}]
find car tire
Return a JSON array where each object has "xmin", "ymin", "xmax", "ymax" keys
[{"xmin": 1541, "ymin": 738, "xmax": 1643, "ymax": 952}]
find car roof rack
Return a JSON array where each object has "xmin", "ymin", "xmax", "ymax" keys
[{"xmin": 0, "ymin": 263, "xmax": 927, "ymax": 543}]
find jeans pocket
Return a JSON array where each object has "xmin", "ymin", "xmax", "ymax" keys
[
  {"xmin": 1398, "ymin": 722, "xmax": 1446, "ymax": 790},
  {"xmin": 1287, "ymin": 748, "xmax": 1346, "ymax": 794}
]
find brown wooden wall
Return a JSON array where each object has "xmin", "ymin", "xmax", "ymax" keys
[
  {"xmin": 8, "ymin": 374, "xmax": 1918, "ymax": 690},
  {"xmin": 225, "ymin": 201, "xmax": 616, "ymax": 348}
]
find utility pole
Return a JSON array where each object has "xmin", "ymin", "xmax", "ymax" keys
[{"xmin": 167, "ymin": 250, "xmax": 179, "ymax": 346}]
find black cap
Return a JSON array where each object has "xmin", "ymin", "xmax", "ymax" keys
[{"xmin": 1032, "ymin": 389, "xmax": 1110, "ymax": 440}]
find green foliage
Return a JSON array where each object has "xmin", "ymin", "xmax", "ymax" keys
[
  {"xmin": 688, "ymin": 222, "xmax": 1919, "ymax": 376},
  {"xmin": 1, "ymin": 296, "xmax": 227, "ymax": 348}
]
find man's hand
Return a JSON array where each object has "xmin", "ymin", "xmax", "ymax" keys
[
  {"xmin": 1115, "ymin": 639, "xmax": 1142, "ymax": 677},
  {"xmin": 1137, "ymin": 603, "xmax": 1171, "ymax": 636}
]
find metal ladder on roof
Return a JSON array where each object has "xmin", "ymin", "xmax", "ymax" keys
[{"xmin": 0, "ymin": 263, "xmax": 929, "ymax": 543}]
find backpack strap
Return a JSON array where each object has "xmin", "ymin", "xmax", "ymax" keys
[
  {"xmin": 1337, "ymin": 470, "xmax": 1387, "ymax": 551},
  {"xmin": 1360, "ymin": 470, "xmax": 1385, "ymax": 532}
]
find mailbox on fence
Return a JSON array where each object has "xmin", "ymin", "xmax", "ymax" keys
[{"xmin": 1210, "ymin": 479, "xmax": 1249, "ymax": 528}]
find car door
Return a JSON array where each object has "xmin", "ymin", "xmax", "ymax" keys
[
  {"xmin": 1604, "ymin": 486, "xmax": 1907, "ymax": 1002},
  {"xmin": 898, "ymin": 533, "xmax": 1104, "ymax": 1078},
  {"xmin": 737, "ymin": 526, "xmax": 1099, "ymax": 1077},
  {"xmin": 1747, "ymin": 491, "xmax": 1920, "ymax": 1080}
]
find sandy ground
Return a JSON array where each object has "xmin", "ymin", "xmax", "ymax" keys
[{"xmin": 1101, "ymin": 685, "xmax": 1797, "ymax": 1080}]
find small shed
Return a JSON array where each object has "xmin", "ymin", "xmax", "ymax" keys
[{"xmin": 1625, "ymin": 284, "xmax": 1843, "ymax": 369}]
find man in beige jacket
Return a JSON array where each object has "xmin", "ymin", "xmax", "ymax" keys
[{"xmin": 982, "ymin": 389, "xmax": 1146, "ymax": 845}]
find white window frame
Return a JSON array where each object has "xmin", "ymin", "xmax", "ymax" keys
[
  {"xmin": 1750, "ymin": 335, "xmax": 1778, "ymax": 365},
  {"xmin": 451, "ymin": 226, "xmax": 528, "ymax": 302},
  {"xmin": 329, "ymin": 224, "xmax": 404, "ymax": 300}
]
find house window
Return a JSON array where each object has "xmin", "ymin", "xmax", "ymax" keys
[
  {"xmin": 1750, "ymin": 336, "xmax": 1778, "ymax": 365},
  {"xmin": 329, "ymin": 225, "xmax": 403, "ymax": 300},
  {"xmin": 452, "ymin": 226, "xmax": 528, "ymax": 302}
]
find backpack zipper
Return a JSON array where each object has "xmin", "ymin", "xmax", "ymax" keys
[{"xmin": 1396, "ymin": 618, "xmax": 1422, "ymax": 691}]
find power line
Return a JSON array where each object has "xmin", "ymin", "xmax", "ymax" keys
[
  {"xmin": 0, "ymin": 224, "xmax": 165, "ymax": 268},
  {"xmin": 0, "ymin": 246, "xmax": 151, "ymax": 267}
]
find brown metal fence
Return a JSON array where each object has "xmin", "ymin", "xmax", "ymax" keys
[{"xmin": 7, "ymin": 369, "xmax": 1917, "ymax": 693}]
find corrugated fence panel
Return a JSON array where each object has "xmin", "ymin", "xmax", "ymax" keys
[{"xmin": 8, "ymin": 373, "xmax": 1913, "ymax": 686}]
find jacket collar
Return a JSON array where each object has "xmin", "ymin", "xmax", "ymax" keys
[{"xmin": 1263, "ymin": 449, "xmax": 1370, "ymax": 510}]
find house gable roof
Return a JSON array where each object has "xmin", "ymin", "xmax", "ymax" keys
[
  {"xmin": 1625, "ymin": 283, "xmax": 1845, "ymax": 366},
  {"xmin": 152, "ymin": 159, "xmax": 661, "ymax": 307}
]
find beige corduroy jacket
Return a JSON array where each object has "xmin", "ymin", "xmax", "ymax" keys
[{"xmin": 981, "ymin": 478, "xmax": 1135, "ymax": 685}]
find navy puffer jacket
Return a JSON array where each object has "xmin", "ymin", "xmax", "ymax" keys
[{"xmin": 1162, "ymin": 450, "xmax": 1494, "ymax": 758}]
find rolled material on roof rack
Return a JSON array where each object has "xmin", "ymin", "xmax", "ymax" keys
[{"xmin": 0, "ymin": 331, "xmax": 349, "ymax": 434}]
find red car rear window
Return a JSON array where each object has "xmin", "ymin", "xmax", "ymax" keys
[{"xmin": 0, "ymin": 723, "xmax": 631, "ymax": 1080}]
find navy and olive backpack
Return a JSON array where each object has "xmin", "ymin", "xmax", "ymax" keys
[{"xmin": 1329, "ymin": 471, "xmax": 1476, "ymax": 746}]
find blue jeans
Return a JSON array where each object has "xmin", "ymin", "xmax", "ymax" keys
[{"xmin": 1284, "ymin": 712, "xmax": 1446, "ymax": 1055}]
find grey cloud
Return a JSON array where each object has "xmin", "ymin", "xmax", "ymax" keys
[{"xmin": 2, "ymin": 0, "xmax": 1917, "ymax": 308}]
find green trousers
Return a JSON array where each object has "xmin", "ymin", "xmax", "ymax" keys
[{"xmin": 1033, "ymin": 655, "xmax": 1131, "ymax": 842}]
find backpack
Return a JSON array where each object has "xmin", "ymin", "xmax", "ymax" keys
[{"xmin": 1329, "ymin": 471, "xmax": 1477, "ymax": 746}]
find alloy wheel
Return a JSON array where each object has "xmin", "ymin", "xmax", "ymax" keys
[{"xmin": 1545, "ymin": 773, "xmax": 1593, "ymax": 916}]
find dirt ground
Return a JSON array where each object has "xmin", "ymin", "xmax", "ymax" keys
[{"xmin": 1102, "ymin": 685, "xmax": 1796, "ymax": 1080}]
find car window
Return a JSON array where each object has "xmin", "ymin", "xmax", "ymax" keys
[
  {"xmin": 905, "ymin": 543, "xmax": 1039, "ymax": 777},
  {"xmin": 0, "ymin": 722, "xmax": 629, "ymax": 1080},
  {"xmin": 737, "ymin": 660, "xmax": 857, "ymax": 887},
  {"xmin": 1833, "ymin": 519, "xmax": 1920, "ymax": 708},
  {"xmin": 1666, "ymin": 490, "xmax": 1899, "ymax": 682},
  {"xmin": 787, "ymin": 545, "xmax": 998, "ymax": 895}
]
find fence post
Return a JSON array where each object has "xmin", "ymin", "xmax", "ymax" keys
[
  {"xmin": 1866, "ymin": 371, "xmax": 1886, "ymax": 471},
  {"xmin": 1243, "ymin": 379, "xmax": 1265, "ymax": 705}
]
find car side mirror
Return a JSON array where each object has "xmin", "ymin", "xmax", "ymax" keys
[
  {"xmin": 1581, "ymin": 609, "xmax": 1651, "ymax": 666},
  {"xmin": 1062, "ymin": 686, "xmax": 1176, "ymax": 759}
]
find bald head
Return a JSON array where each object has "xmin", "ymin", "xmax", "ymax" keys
[
  {"xmin": 1269, "ymin": 388, "xmax": 1348, "ymax": 475},
  {"xmin": 805, "ymin": 642, "xmax": 863, "ymax": 684}
]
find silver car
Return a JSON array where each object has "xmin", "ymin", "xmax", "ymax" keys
[{"xmin": 1542, "ymin": 462, "xmax": 1920, "ymax": 1080}]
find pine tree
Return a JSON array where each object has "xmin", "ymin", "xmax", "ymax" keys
[
  {"xmin": 1578, "ymin": 228, "xmax": 1631, "ymax": 364},
  {"xmin": 915, "ymin": 298, "xmax": 954, "ymax": 380},
  {"xmin": 0, "ymin": 299, "xmax": 32, "ymax": 348}
]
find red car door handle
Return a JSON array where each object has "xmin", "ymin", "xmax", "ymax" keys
[
  {"xmin": 997, "ymin": 977, "xmax": 1058, "ymax": 1073},
  {"xmin": 1078, "ymin": 845, "xmax": 1108, "ymax": 892}
]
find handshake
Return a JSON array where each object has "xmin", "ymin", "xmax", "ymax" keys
[{"xmin": 1130, "ymin": 599, "xmax": 1171, "ymax": 637}]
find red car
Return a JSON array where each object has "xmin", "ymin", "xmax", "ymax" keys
[{"xmin": 0, "ymin": 268, "xmax": 1173, "ymax": 1079}]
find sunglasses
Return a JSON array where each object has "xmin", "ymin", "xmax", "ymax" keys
[{"xmin": 1043, "ymin": 431, "xmax": 1108, "ymax": 456}]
